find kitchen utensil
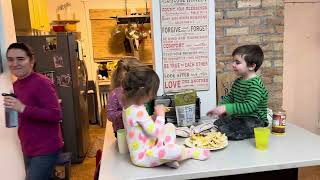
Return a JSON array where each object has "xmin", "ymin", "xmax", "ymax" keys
[{"xmin": 52, "ymin": 25, "xmax": 65, "ymax": 32}]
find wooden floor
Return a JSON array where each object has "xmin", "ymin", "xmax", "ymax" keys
[
  {"xmin": 70, "ymin": 123, "xmax": 112, "ymax": 180},
  {"xmin": 70, "ymin": 124, "xmax": 320, "ymax": 180}
]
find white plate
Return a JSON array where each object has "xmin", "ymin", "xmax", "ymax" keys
[{"xmin": 184, "ymin": 137, "xmax": 228, "ymax": 151}]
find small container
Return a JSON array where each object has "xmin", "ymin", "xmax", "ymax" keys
[
  {"xmin": 52, "ymin": 25, "xmax": 65, "ymax": 32},
  {"xmin": 5, "ymin": 108, "xmax": 18, "ymax": 128},
  {"xmin": 117, "ymin": 129, "xmax": 129, "ymax": 154},
  {"xmin": 254, "ymin": 127, "xmax": 270, "ymax": 150},
  {"xmin": 2, "ymin": 93, "xmax": 18, "ymax": 128},
  {"xmin": 272, "ymin": 111, "xmax": 286, "ymax": 135},
  {"xmin": 64, "ymin": 23, "xmax": 76, "ymax": 32}
]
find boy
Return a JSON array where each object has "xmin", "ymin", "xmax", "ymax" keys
[{"xmin": 207, "ymin": 45, "xmax": 268, "ymax": 140}]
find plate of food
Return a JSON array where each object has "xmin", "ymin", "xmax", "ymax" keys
[{"xmin": 184, "ymin": 131, "xmax": 228, "ymax": 151}]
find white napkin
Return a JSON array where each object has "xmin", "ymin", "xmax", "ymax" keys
[{"xmin": 175, "ymin": 122, "xmax": 218, "ymax": 137}]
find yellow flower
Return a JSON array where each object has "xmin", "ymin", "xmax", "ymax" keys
[
  {"xmin": 146, "ymin": 149, "xmax": 153, "ymax": 157},
  {"xmin": 192, "ymin": 151, "xmax": 200, "ymax": 159},
  {"xmin": 131, "ymin": 141, "xmax": 140, "ymax": 151},
  {"xmin": 126, "ymin": 107, "xmax": 133, "ymax": 116},
  {"xmin": 147, "ymin": 124, "xmax": 155, "ymax": 133}
]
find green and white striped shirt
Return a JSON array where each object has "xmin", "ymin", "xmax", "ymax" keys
[{"xmin": 221, "ymin": 76, "xmax": 268, "ymax": 124}]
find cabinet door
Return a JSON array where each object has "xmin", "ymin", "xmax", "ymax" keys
[
  {"xmin": 38, "ymin": 0, "xmax": 49, "ymax": 31},
  {"xmin": 28, "ymin": 0, "xmax": 49, "ymax": 31},
  {"xmin": 12, "ymin": 0, "xmax": 32, "ymax": 34},
  {"xmin": 29, "ymin": 0, "xmax": 41, "ymax": 30}
]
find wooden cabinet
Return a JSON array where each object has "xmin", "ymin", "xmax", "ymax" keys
[
  {"xmin": 32, "ymin": 0, "xmax": 50, "ymax": 31},
  {"xmin": 12, "ymin": 0, "xmax": 49, "ymax": 35}
]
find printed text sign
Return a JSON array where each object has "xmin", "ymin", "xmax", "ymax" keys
[{"xmin": 160, "ymin": 0, "xmax": 210, "ymax": 92}]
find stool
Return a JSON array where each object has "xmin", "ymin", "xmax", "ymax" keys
[{"xmin": 53, "ymin": 152, "xmax": 72, "ymax": 180}]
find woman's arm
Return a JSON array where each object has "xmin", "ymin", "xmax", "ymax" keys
[{"xmin": 21, "ymin": 79, "xmax": 62, "ymax": 122}]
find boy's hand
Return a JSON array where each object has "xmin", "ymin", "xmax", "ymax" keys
[
  {"xmin": 154, "ymin": 105, "xmax": 165, "ymax": 117},
  {"xmin": 206, "ymin": 105, "xmax": 226, "ymax": 117}
]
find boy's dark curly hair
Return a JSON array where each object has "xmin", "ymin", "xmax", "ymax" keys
[{"xmin": 232, "ymin": 45, "xmax": 264, "ymax": 72}]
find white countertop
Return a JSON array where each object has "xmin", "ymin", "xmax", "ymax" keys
[{"xmin": 99, "ymin": 123, "xmax": 320, "ymax": 180}]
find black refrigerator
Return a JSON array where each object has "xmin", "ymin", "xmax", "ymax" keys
[{"xmin": 17, "ymin": 33, "xmax": 89, "ymax": 163}]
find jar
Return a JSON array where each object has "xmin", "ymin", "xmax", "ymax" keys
[{"xmin": 272, "ymin": 111, "xmax": 286, "ymax": 135}]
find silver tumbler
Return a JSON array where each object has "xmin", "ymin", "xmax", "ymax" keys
[{"xmin": 2, "ymin": 93, "xmax": 18, "ymax": 128}]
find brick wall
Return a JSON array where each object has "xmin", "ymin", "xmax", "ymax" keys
[{"xmin": 215, "ymin": 0, "xmax": 284, "ymax": 110}]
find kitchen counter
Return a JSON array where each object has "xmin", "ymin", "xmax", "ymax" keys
[{"xmin": 99, "ymin": 122, "xmax": 320, "ymax": 180}]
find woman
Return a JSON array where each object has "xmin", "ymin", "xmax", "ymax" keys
[{"xmin": 3, "ymin": 43, "xmax": 63, "ymax": 180}]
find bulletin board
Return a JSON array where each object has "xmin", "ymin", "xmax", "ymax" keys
[{"xmin": 160, "ymin": 0, "xmax": 210, "ymax": 93}]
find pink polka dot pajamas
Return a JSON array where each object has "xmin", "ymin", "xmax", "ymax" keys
[{"xmin": 123, "ymin": 105, "xmax": 209, "ymax": 168}]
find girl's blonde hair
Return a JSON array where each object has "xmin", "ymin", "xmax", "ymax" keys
[{"xmin": 110, "ymin": 56, "xmax": 144, "ymax": 90}]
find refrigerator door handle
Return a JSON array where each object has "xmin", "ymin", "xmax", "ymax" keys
[{"xmin": 80, "ymin": 59, "xmax": 89, "ymax": 97}]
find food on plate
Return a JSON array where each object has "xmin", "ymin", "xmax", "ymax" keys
[
  {"xmin": 191, "ymin": 122, "xmax": 216, "ymax": 134},
  {"xmin": 176, "ymin": 127, "xmax": 191, "ymax": 138},
  {"xmin": 188, "ymin": 132, "xmax": 227, "ymax": 149},
  {"xmin": 164, "ymin": 106, "xmax": 170, "ymax": 112}
]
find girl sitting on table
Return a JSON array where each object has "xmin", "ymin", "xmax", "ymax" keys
[
  {"xmin": 107, "ymin": 56, "xmax": 145, "ymax": 138},
  {"xmin": 122, "ymin": 66, "xmax": 209, "ymax": 168}
]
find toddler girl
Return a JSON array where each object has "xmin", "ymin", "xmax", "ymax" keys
[
  {"xmin": 107, "ymin": 56, "xmax": 145, "ymax": 137},
  {"xmin": 122, "ymin": 66, "xmax": 209, "ymax": 168}
]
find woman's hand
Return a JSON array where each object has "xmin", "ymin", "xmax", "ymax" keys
[
  {"xmin": 154, "ymin": 105, "xmax": 165, "ymax": 117},
  {"xmin": 3, "ymin": 96, "xmax": 26, "ymax": 113},
  {"xmin": 206, "ymin": 105, "xmax": 226, "ymax": 117}
]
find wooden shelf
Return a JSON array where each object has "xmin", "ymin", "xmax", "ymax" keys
[
  {"xmin": 52, "ymin": 20, "xmax": 80, "ymax": 24},
  {"xmin": 94, "ymin": 58, "xmax": 119, "ymax": 63},
  {"xmin": 110, "ymin": 15, "xmax": 150, "ymax": 24}
]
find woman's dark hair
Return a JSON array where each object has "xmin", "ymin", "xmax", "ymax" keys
[
  {"xmin": 6, "ymin": 42, "xmax": 36, "ymax": 70},
  {"xmin": 122, "ymin": 66, "xmax": 160, "ymax": 104},
  {"xmin": 232, "ymin": 45, "xmax": 264, "ymax": 71}
]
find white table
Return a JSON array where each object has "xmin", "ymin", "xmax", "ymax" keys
[{"xmin": 99, "ymin": 123, "xmax": 320, "ymax": 180}]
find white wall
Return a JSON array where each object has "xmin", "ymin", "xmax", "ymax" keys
[
  {"xmin": 151, "ymin": 0, "xmax": 217, "ymax": 116},
  {"xmin": 283, "ymin": 2, "xmax": 320, "ymax": 134},
  {"xmin": 0, "ymin": 0, "xmax": 25, "ymax": 179}
]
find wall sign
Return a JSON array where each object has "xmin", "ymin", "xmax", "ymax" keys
[{"xmin": 160, "ymin": 0, "xmax": 210, "ymax": 92}]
